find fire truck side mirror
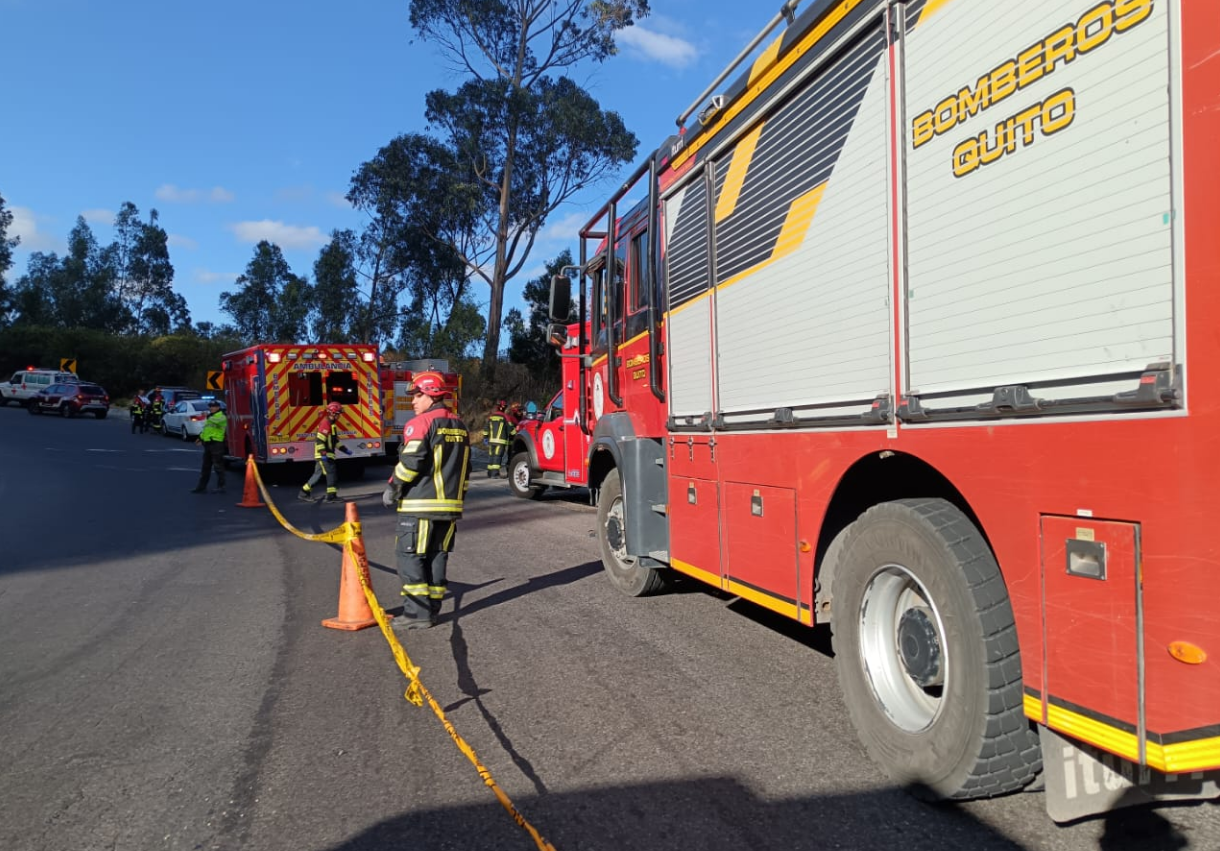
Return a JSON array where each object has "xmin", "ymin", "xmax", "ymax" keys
[
  {"xmin": 546, "ymin": 323, "xmax": 567, "ymax": 348},
  {"xmin": 549, "ymin": 275, "xmax": 571, "ymax": 322}
]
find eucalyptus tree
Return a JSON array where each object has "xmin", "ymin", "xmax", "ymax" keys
[{"xmin": 382, "ymin": 0, "xmax": 646, "ymax": 377}]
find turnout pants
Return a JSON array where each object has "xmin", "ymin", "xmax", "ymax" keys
[
  {"xmin": 304, "ymin": 456, "xmax": 337, "ymax": 496},
  {"xmin": 395, "ymin": 516, "xmax": 457, "ymax": 621},
  {"xmin": 196, "ymin": 440, "xmax": 226, "ymax": 490},
  {"xmin": 487, "ymin": 441, "xmax": 508, "ymax": 475}
]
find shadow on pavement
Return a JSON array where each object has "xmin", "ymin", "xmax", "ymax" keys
[{"xmin": 318, "ymin": 778, "xmax": 1035, "ymax": 851}]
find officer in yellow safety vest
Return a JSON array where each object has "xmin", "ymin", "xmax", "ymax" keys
[
  {"xmin": 485, "ymin": 399, "xmax": 510, "ymax": 478},
  {"xmin": 190, "ymin": 400, "xmax": 228, "ymax": 494}
]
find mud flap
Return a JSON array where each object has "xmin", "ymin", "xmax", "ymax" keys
[{"xmin": 1040, "ymin": 726, "xmax": 1220, "ymax": 823}]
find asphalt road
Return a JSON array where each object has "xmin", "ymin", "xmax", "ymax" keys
[{"xmin": 1, "ymin": 403, "xmax": 1215, "ymax": 851}]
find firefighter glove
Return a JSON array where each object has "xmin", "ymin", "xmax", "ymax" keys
[
  {"xmin": 382, "ymin": 481, "xmax": 402, "ymax": 510},
  {"xmin": 339, "ymin": 445, "xmax": 353, "ymax": 456}
]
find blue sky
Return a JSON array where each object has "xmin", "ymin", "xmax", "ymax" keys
[{"xmin": 1, "ymin": 0, "xmax": 771, "ymax": 329}]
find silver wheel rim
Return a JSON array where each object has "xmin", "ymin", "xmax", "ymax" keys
[
  {"xmin": 605, "ymin": 497, "xmax": 635, "ymax": 568},
  {"xmin": 512, "ymin": 462, "xmax": 530, "ymax": 491},
  {"xmin": 857, "ymin": 564, "xmax": 947, "ymax": 732}
]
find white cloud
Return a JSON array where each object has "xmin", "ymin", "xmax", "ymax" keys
[
  {"xmin": 324, "ymin": 191, "xmax": 352, "ymax": 209},
  {"xmin": 228, "ymin": 220, "xmax": 328, "ymax": 250},
  {"xmin": 8, "ymin": 206, "xmax": 63, "ymax": 252},
  {"xmin": 155, "ymin": 184, "xmax": 235, "ymax": 204},
  {"xmin": 81, "ymin": 208, "xmax": 113, "ymax": 225},
  {"xmin": 195, "ymin": 268, "xmax": 240, "ymax": 284},
  {"xmin": 540, "ymin": 211, "xmax": 588, "ymax": 242},
  {"xmin": 168, "ymin": 233, "xmax": 198, "ymax": 250},
  {"xmin": 616, "ymin": 26, "xmax": 699, "ymax": 68}
]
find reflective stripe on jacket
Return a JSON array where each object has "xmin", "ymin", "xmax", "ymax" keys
[
  {"xmin": 487, "ymin": 413, "xmax": 510, "ymax": 445},
  {"xmin": 314, "ymin": 418, "xmax": 337, "ymax": 460},
  {"xmin": 392, "ymin": 404, "xmax": 471, "ymax": 519}
]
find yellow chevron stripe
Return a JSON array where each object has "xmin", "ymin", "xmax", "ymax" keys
[
  {"xmin": 715, "ymin": 123, "xmax": 766, "ymax": 223},
  {"xmin": 916, "ymin": 0, "xmax": 954, "ymax": 28},
  {"xmin": 749, "ymin": 35, "xmax": 783, "ymax": 86},
  {"xmin": 772, "ymin": 183, "xmax": 827, "ymax": 261},
  {"xmin": 668, "ymin": 180, "xmax": 828, "ymax": 319},
  {"xmin": 672, "ymin": 0, "xmax": 867, "ymax": 170}
]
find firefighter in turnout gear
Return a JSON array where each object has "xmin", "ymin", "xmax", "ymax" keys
[
  {"xmin": 382, "ymin": 371, "xmax": 471, "ymax": 630},
  {"xmin": 298, "ymin": 402, "xmax": 350, "ymax": 503},
  {"xmin": 149, "ymin": 389, "xmax": 165, "ymax": 431},
  {"xmin": 130, "ymin": 390, "xmax": 148, "ymax": 434},
  {"xmin": 486, "ymin": 399, "xmax": 510, "ymax": 478}
]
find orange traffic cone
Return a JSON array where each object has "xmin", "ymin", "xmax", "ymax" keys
[
  {"xmin": 322, "ymin": 502, "xmax": 378, "ymax": 631},
  {"xmin": 237, "ymin": 455, "xmax": 265, "ymax": 508}
]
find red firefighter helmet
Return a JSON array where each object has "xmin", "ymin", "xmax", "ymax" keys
[
  {"xmin": 411, "ymin": 372, "xmax": 448, "ymax": 398},
  {"xmin": 495, "ymin": 399, "xmax": 507, "ymax": 411},
  {"xmin": 325, "ymin": 402, "xmax": 342, "ymax": 415}
]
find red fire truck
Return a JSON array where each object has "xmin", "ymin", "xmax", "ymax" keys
[
  {"xmin": 547, "ymin": 0, "xmax": 1219, "ymax": 821},
  {"xmin": 221, "ymin": 343, "xmax": 384, "ymax": 467},
  {"xmin": 507, "ymin": 323, "xmax": 592, "ymax": 499}
]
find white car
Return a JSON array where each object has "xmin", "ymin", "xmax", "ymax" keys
[{"xmin": 161, "ymin": 399, "xmax": 225, "ymax": 440}]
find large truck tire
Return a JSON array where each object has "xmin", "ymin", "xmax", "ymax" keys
[
  {"xmin": 832, "ymin": 498, "xmax": 1041, "ymax": 800},
  {"xmin": 597, "ymin": 468, "xmax": 668, "ymax": 597},
  {"xmin": 508, "ymin": 452, "xmax": 545, "ymax": 500}
]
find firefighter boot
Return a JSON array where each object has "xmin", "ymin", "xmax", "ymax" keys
[
  {"xmin": 391, "ymin": 614, "xmax": 433, "ymax": 630},
  {"xmin": 323, "ymin": 493, "xmax": 339, "ymax": 503},
  {"xmin": 297, "ymin": 488, "xmax": 314, "ymax": 503}
]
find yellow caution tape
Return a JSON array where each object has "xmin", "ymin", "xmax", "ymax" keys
[
  {"xmin": 246, "ymin": 458, "xmax": 556, "ymax": 851},
  {"xmin": 248, "ymin": 461, "xmax": 351, "ymax": 542},
  {"xmin": 343, "ymin": 538, "xmax": 556, "ymax": 851}
]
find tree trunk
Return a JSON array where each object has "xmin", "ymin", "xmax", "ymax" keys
[{"xmin": 480, "ymin": 277, "xmax": 505, "ymax": 380}]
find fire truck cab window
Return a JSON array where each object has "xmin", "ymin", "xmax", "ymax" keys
[
  {"xmin": 328, "ymin": 372, "xmax": 359, "ymax": 406},
  {"xmin": 591, "ymin": 252, "xmax": 627, "ymax": 355},
  {"xmin": 630, "ymin": 231, "xmax": 650, "ymax": 313}
]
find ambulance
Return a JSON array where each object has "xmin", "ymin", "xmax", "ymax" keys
[{"xmin": 221, "ymin": 344, "xmax": 384, "ymax": 466}]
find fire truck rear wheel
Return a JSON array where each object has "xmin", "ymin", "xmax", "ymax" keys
[
  {"xmin": 508, "ymin": 452, "xmax": 545, "ymax": 500},
  {"xmin": 832, "ymin": 498, "xmax": 1041, "ymax": 800},
  {"xmin": 597, "ymin": 469, "xmax": 667, "ymax": 597}
]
